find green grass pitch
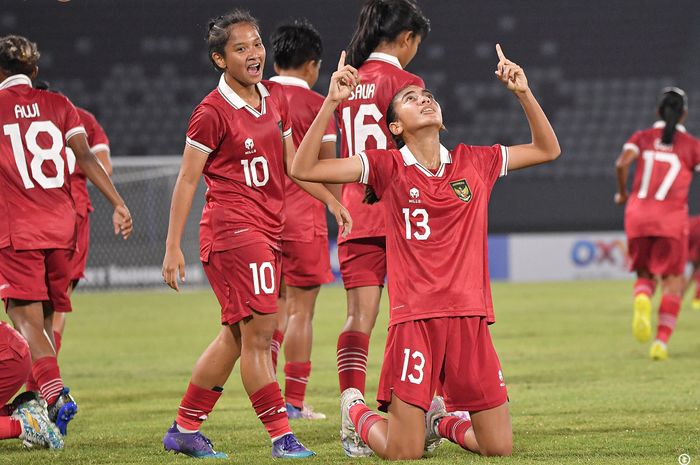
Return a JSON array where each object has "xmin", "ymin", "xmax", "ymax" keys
[{"xmin": 0, "ymin": 280, "xmax": 698, "ymax": 464}]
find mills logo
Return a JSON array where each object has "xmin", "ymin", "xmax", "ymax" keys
[
  {"xmin": 409, "ymin": 187, "xmax": 421, "ymax": 204},
  {"xmin": 244, "ymin": 138, "xmax": 255, "ymax": 154}
]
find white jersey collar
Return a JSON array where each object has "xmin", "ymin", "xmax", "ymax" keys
[
  {"xmin": 400, "ymin": 144, "xmax": 451, "ymax": 167},
  {"xmin": 0, "ymin": 74, "xmax": 32, "ymax": 90},
  {"xmin": 653, "ymin": 120, "xmax": 686, "ymax": 133},
  {"xmin": 217, "ymin": 74, "xmax": 270, "ymax": 116},
  {"xmin": 367, "ymin": 52, "xmax": 402, "ymax": 69},
  {"xmin": 269, "ymin": 75, "xmax": 310, "ymax": 90}
]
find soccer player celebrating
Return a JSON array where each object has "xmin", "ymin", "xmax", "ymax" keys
[
  {"xmin": 0, "ymin": 35, "xmax": 132, "ymax": 436},
  {"xmin": 0, "ymin": 321, "xmax": 63, "ymax": 449},
  {"xmin": 160, "ymin": 10, "xmax": 350, "ymax": 459},
  {"xmin": 335, "ymin": 0, "xmax": 429, "ymax": 410},
  {"xmin": 615, "ymin": 87, "xmax": 700, "ymax": 360},
  {"xmin": 268, "ymin": 19, "xmax": 337, "ymax": 421},
  {"xmin": 292, "ymin": 46, "xmax": 560, "ymax": 459}
]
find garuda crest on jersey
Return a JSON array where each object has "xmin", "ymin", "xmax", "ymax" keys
[{"xmin": 449, "ymin": 179, "xmax": 472, "ymax": 203}]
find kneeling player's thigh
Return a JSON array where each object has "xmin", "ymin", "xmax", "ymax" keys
[
  {"xmin": 470, "ymin": 402, "xmax": 513, "ymax": 456},
  {"xmin": 45, "ymin": 249, "xmax": 74, "ymax": 313},
  {"xmin": 377, "ymin": 319, "xmax": 444, "ymax": 413},
  {"xmin": 442, "ymin": 318, "xmax": 508, "ymax": 412},
  {"xmin": 0, "ymin": 326, "xmax": 31, "ymax": 405},
  {"xmin": 0, "ymin": 247, "xmax": 49, "ymax": 305},
  {"xmin": 203, "ymin": 244, "xmax": 281, "ymax": 326}
]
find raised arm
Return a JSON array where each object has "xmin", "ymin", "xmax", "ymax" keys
[
  {"xmin": 494, "ymin": 44, "xmax": 561, "ymax": 171},
  {"xmin": 162, "ymin": 145, "xmax": 207, "ymax": 291},
  {"xmin": 68, "ymin": 133, "xmax": 132, "ymax": 239},
  {"xmin": 291, "ymin": 51, "xmax": 364, "ymax": 184}
]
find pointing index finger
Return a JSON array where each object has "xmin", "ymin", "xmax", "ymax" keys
[
  {"xmin": 337, "ymin": 50, "xmax": 346, "ymax": 71},
  {"xmin": 496, "ymin": 43, "xmax": 506, "ymax": 62}
]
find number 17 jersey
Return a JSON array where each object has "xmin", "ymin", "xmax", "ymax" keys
[{"xmin": 623, "ymin": 122, "xmax": 700, "ymax": 239}]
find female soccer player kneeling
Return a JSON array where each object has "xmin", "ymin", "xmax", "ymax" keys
[{"xmin": 292, "ymin": 46, "xmax": 560, "ymax": 459}]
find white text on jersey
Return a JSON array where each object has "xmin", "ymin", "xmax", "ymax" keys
[
  {"xmin": 15, "ymin": 103, "xmax": 40, "ymax": 119},
  {"xmin": 348, "ymin": 83, "xmax": 376, "ymax": 101}
]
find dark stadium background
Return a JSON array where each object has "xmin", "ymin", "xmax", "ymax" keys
[{"xmin": 5, "ymin": 0, "xmax": 700, "ymax": 282}]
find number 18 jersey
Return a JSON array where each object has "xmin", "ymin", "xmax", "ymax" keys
[
  {"xmin": 336, "ymin": 53, "xmax": 424, "ymax": 243},
  {"xmin": 357, "ymin": 143, "xmax": 508, "ymax": 326},
  {"xmin": 624, "ymin": 122, "xmax": 700, "ymax": 239},
  {"xmin": 0, "ymin": 75, "xmax": 85, "ymax": 251}
]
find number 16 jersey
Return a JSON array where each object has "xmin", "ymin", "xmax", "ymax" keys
[
  {"xmin": 623, "ymin": 121, "xmax": 700, "ymax": 240},
  {"xmin": 0, "ymin": 74, "xmax": 85, "ymax": 251},
  {"xmin": 336, "ymin": 53, "xmax": 424, "ymax": 243}
]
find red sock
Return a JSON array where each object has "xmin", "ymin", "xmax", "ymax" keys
[
  {"xmin": 271, "ymin": 330, "xmax": 284, "ymax": 373},
  {"xmin": 437, "ymin": 415, "xmax": 473, "ymax": 450},
  {"xmin": 249, "ymin": 382, "xmax": 291, "ymax": 440},
  {"xmin": 32, "ymin": 356, "xmax": 63, "ymax": 404},
  {"xmin": 349, "ymin": 402, "xmax": 383, "ymax": 445},
  {"xmin": 0, "ymin": 417, "xmax": 22, "ymax": 439},
  {"xmin": 175, "ymin": 382, "xmax": 222, "ymax": 431},
  {"xmin": 633, "ymin": 278, "xmax": 656, "ymax": 298},
  {"xmin": 284, "ymin": 361, "xmax": 311, "ymax": 409},
  {"xmin": 53, "ymin": 331, "xmax": 62, "ymax": 354},
  {"xmin": 656, "ymin": 294, "xmax": 681, "ymax": 343},
  {"xmin": 337, "ymin": 331, "xmax": 369, "ymax": 394},
  {"xmin": 25, "ymin": 373, "xmax": 39, "ymax": 393}
]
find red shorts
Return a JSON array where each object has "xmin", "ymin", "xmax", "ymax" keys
[
  {"xmin": 0, "ymin": 323, "xmax": 31, "ymax": 406},
  {"xmin": 377, "ymin": 316, "xmax": 508, "ymax": 413},
  {"xmin": 281, "ymin": 236, "xmax": 334, "ymax": 287},
  {"xmin": 0, "ymin": 246, "xmax": 73, "ymax": 312},
  {"xmin": 70, "ymin": 214, "xmax": 90, "ymax": 283},
  {"xmin": 202, "ymin": 243, "xmax": 281, "ymax": 326},
  {"xmin": 338, "ymin": 237, "xmax": 386, "ymax": 289},
  {"xmin": 628, "ymin": 236, "xmax": 686, "ymax": 276},
  {"xmin": 688, "ymin": 217, "xmax": 700, "ymax": 263}
]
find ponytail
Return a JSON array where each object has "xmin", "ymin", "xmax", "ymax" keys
[
  {"xmin": 346, "ymin": 0, "xmax": 430, "ymax": 68},
  {"xmin": 658, "ymin": 87, "xmax": 688, "ymax": 145}
]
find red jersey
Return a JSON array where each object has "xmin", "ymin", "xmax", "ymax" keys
[
  {"xmin": 357, "ymin": 143, "xmax": 509, "ymax": 326},
  {"xmin": 336, "ymin": 53, "xmax": 424, "ymax": 243},
  {"xmin": 0, "ymin": 74, "xmax": 85, "ymax": 251},
  {"xmin": 66, "ymin": 107, "xmax": 110, "ymax": 217},
  {"xmin": 185, "ymin": 75, "xmax": 292, "ymax": 261},
  {"xmin": 624, "ymin": 121, "xmax": 700, "ymax": 240},
  {"xmin": 269, "ymin": 75, "xmax": 337, "ymax": 242}
]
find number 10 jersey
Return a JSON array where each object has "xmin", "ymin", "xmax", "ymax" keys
[{"xmin": 0, "ymin": 75, "xmax": 85, "ymax": 251}]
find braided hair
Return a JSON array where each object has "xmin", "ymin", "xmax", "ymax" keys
[{"xmin": 0, "ymin": 35, "xmax": 40, "ymax": 77}]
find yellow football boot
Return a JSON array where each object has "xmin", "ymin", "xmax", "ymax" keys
[
  {"xmin": 649, "ymin": 340, "xmax": 668, "ymax": 361},
  {"xmin": 692, "ymin": 298, "xmax": 700, "ymax": 311},
  {"xmin": 632, "ymin": 294, "xmax": 652, "ymax": 343}
]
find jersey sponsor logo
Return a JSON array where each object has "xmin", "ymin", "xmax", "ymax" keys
[
  {"xmin": 409, "ymin": 187, "xmax": 421, "ymax": 204},
  {"xmin": 449, "ymin": 179, "xmax": 472, "ymax": 203},
  {"xmin": 14, "ymin": 103, "xmax": 40, "ymax": 119},
  {"xmin": 244, "ymin": 137, "xmax": 256, "ymax": 154}
]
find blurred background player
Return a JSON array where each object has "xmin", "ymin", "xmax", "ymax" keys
[
  {"xmin": 159, "ymin": 10, "xmax": 349, "ymax": 459},
  {"xmin": 292, "ymin": 44, "xmax": 560, "ymax": 459},
  {"xmin": 0, "ymin": 35, "xmax": 132, "ymax": 435},
  {"xmin": 334, "ymin": 0, "xmax": 429, "ymax": 409},
  {"xmin": 29, "ymin": 80, "xmax": 112, "ymax": 388},
  {"xmin": 683, "ymin": 214, "xmax": 700, "ymax": 309},
  {"xmin": 268, "ymin": 19, "xmax": 337, "ymax": 421},
  {"xmin": 615, "ymin": 87, "xmax": 700, "ymax": 360},
  {"xmin": 0, "ymin": 321, "xmax": 63, "ymax": 449}
]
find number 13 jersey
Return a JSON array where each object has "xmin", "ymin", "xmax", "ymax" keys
[
  {"xmin": 357, "ymin": 143, "xmax": 508, "ymax": 326},
  {"xmin": 623, "ymin": 121, "xmax": 700, "ymax": 240},
  {"xmin": 0, "ymin": 74, "xmax": 85, "ymax": 251},
  {"xmin": 336, "ymin": 53, "xmax": 424, "ymax": 243}
]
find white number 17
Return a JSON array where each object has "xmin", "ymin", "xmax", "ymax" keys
[{"xmin": 637, "ymin": 150, "xmax": 681, "ymax": 201}]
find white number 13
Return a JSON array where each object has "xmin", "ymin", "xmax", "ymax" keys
[
  {"xmin": 402, "ymin": 208, "xmax": 430, "ymax": 240},
  {"xmin": 400, "ymin": 348, "xmax": 425, "ymax": 385}
]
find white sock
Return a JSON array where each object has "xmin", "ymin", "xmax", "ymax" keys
[{"xmin": 176, "ymin": 424, "xmax": 198, "ymax": 434}]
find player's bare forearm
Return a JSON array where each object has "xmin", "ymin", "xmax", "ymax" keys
[{"xmin": 507, "ymin": 89, "xmax": 561, "ymax": 171}]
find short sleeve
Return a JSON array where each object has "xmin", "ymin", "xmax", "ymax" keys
[
  {"xmin": 61, "ymin": 97, "xmax": 86, "ymax": 142},
  {"xmin": 186, "ymin": 104, "xmax": 223, "ymax": 155},
  {"xmin": 356, "ymin": 149, "xmax": 395, "ymax": 199},
  {"xmin": 322, "ymin": 115, "xmax": 338, "ymax": 143},
  {"xmin": 468, "ymin": 144, "xmax": 508, "ymax": 188},
  {"xmin": 272, "ymin": 86, "xmax": 293, "ymax": 139},
  {"xmin": 623, "ymin": 131, "xmax": 642, "ymax": 155},
  {"xmin": 81, "ymin": 110, "xmax": 110, "ymax": 154}
]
